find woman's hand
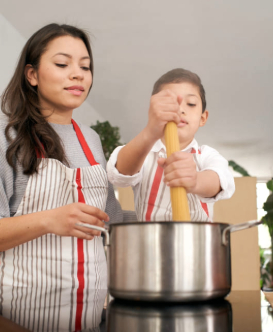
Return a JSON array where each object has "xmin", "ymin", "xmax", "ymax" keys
[
  {"xmin": 46, "ymin": 202, "xmax": 109, "ymax": 240},
  {"xmin": 157, "ymin": 151, "xmax": 198, "ymax": 193},
  {"xmin": 0, "ymin": 203, "xmax": 109, "ymax": 251}
]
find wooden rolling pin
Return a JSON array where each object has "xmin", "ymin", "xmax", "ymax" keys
[{"xmin": 164, "ymin": 122, "xmax": 191, "ymax": 221}]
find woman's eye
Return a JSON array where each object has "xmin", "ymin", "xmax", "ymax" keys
[
  {"xmin": 81, "ymin": 67, "xmax": 90, "ymax": 71},
  {"xmin": 55, "ymin": 64, "xmax": 67, "ymax": 68},
  {"xmin": 188, "ymin": 103, "xmax": 196, "ymax": 107}
]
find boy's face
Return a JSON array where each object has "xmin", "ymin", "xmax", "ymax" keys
[{"xmin": 161, "ymin": 82, "xmax": 208, "ymax": 150}]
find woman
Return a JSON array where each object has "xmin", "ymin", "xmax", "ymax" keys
[{"xmin": 0, "ymin": 23, "xmax": 124, "ymax": 331}]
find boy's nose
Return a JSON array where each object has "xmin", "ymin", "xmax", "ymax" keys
[{"xmin": 180, "ymin": 105, "xmax": 186, "ymax": 114}]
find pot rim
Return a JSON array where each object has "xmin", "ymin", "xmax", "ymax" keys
[{"xmin": 109, "ymin": 221, "xmax": 230, "ymax": 227}]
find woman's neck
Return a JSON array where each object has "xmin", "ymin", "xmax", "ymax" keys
[{"xmin": 41, "ymin": 109, "xmax": 73, "ymax": 124}]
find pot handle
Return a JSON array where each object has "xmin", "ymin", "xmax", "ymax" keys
[
  {"xmin": 222, "ymin": 220, "xmax": 262, "ymax": 246},
  {"xmin": 76, "ymin": 223, "xmax": 110, "ymax": 246}
]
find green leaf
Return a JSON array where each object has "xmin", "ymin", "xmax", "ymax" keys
[
  {"xmin": 267, "ymin": 179, "xmax": 273, "ymax": 192},
  {"xmin": 228, "ymin": 160, "xmax": 250, "ymax": 177},
  {"xmin": 90, "ymin": 121, "xmax": 123, "ymax": 161},
  {"xmin": 262, "ymin": 214, "xmax": 273, "ymax": 237},
  {"xmin": 263, "ymin": 194, "xmax": 273, "ymax": 212}
]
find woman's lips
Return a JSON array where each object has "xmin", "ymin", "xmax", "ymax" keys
[{"xmin": 65, "ymin": 86, "xmax": 84, "ymax": 96}]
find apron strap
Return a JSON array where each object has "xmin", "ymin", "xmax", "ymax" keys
[
  {"xmin": 191, "ymin": 148, "xmax": 210, "ymax": 219},
  {"xmin": 71, "ymin": 119, "xmax": 99, "ymax": 166},
  {"xmin": 145, "ymin": 165, "xmax": 164, "ymax": 221}
]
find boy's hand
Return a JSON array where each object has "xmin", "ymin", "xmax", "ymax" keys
[
  {"xmin": 146, "ymin": 89, "xmax": 182, "ymax": 142},
  {"xmin": 157, "ymin": 151, "xmax": 198, "ymax": 193}
]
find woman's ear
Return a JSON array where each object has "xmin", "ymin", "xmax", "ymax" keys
[
  {"xmin": 199, "ymin": 110, "xmax": 209, "ymax": 127},
  {"xmin": 25, "ymin": 64, "xmax": 38, "ymax": 86}
]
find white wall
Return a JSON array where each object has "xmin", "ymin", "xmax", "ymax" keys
[
  {"xmin": 0, "ymin": 13, "xmax": 104, "ymax": 127},
  {"xmin": 0, "ymin": 13, "xmax": 25, "ymax": 95},
  {"xmin": 73, "ymin": 102, "xmax": 105, "ymax": 126}
]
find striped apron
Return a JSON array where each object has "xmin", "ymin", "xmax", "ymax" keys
[
  {"xmin": 0, "ymin": 120, "xmax": 108, "ymax": 331},
  {"xmin": 136, "ymin": 147, "xmax": 211, "ymax": 222}
]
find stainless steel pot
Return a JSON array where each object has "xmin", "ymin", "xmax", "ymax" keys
[
  {"xmin": 77, "ymin": 219, "xmax": 260, "ymax": 302},
  {"xmin": 107, "ymin": 298, "xmax": 232, "ymax": 332}
]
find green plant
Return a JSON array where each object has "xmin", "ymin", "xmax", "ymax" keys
[
  {"xmin": 91, "ymin": 120, "xmax": 123, "ymax": 161},
  {"xmin": 260, "ymin": 247, "xmax": 271, "ymax": 289},
  {"xmin": 228, "ymin": 160, "xmax": 250, "ymax": 177},
  {"xmin": 262, "ymin": 179, "xmax": 273, "ymax": 285},
  {"xmin": 262, "ymin": 180, "xmax": 273, "ymax": 235}
]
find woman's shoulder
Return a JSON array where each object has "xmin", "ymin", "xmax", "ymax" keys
[
  {"xmin": 0, "ymin": 112, "xmax": 8, "ymax": 130},
  {"xmin": 0, "ymin": 112, "xmax": 14, "ymax": 145}
]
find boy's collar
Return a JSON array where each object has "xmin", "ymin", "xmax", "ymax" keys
[{"xmin": 152, "ymin": 138, "xmax": 199, "ymax": 153}]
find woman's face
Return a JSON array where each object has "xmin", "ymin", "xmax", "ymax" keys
[{"xmin": 26, "ymin": 35, "xmax": 92, "ymax": 123}]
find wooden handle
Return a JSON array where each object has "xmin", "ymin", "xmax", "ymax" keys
[{"xmin": 164, "ymin": 122, "xmax": 191, "ymax": 221}]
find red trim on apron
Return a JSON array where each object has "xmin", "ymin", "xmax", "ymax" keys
[
  {"xmin": 35, "ymin": 144, "xmax": 45, "ymax": 158},
  {"xmin": 75, "ymin": 168, "xmax": 85, "ymax": 331},
  {"xmin": 71, "ymin": 120, "xmax": 99, "ymax": 330},
  {"xmin": 200, "ymin": 201, "xmax": 209, "ymax": 217},
  {"xmin": 190, "ymin": 148, "xmax": 209, "ymax": 218},
  {"xmin": 145, "ymin": 165, "xmax": 164, "ymax": 221},
  {"xmin": 191, "ymin": 148, "xmax": 201, "ymax": 155},
  {"xmin": 72, "ymin": 119, "xmax": 99, "ymax": 166}
]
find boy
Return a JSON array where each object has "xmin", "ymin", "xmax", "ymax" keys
[{"xmin": 107, "ymin": 68, "xmax": 235, "ymax": 221}]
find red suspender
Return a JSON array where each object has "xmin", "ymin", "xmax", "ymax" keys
[
  {"xmin": 191, "ymin": 148, "xmax": 209, "ymax": 218},
  {"xmin": 75, "ymin": 168, "xmax": 85, "ymax": 331},
  {"xmin": 145, "ymin": 166, "xmax": 164, "ymax": 221},
  {"xmin": 71, "ymin": 119, "xmax": 99, "ymax": 166},
  {"xmin": 200, "ymin": 201, "xmax": 209, "ymax": 217}
]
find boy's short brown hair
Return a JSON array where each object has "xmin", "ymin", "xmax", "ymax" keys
[{"xmin": 152, "ymin": 68, "xmax": 207, "ymax": 113}]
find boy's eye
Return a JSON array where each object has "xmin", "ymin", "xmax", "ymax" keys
[
  {"xmin": 55, "ymin": 64, "xmax": 67, "ymax": 68},
  {"xmin": 188, "ymin": 103, "xmax": 196, "ymax": 107},
  {"xmin": 81, "ymin": 67, "xmax": 90, "ymax": 71}
]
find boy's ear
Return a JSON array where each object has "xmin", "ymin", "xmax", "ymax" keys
[
  {"xmin": 199, "ymin": 110, "xmax": 209, "ymax": 127},
  {"xmin": 25, "ymin": 64, "xmax": 38, "ymax": 86}
]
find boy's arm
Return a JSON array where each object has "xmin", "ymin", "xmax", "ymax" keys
[
  {"xmin": 197, "ymin": 146, "xmax": 235, "ymax": 200},
  {"xmin": 116, "ymin": 128, "xmax": 157, "ymax": 175},
  {"xmin": 192, "ymin": 170, "xmax": 221, "ymax": 197},
  {"xmin": 115, "ymin": 90, "xmax": 181, "ymax": 176},
  {"xmin": 158, "ymin": 146, "xmax": 235, "ymax": 200}
]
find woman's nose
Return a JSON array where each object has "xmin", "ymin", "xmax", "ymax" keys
[{"xmin": 70, "ymin": 66, "xmax": 84, "ymax": 80}]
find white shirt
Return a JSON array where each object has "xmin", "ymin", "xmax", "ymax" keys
[{"xmin": 107, "ymin": 139, "xmax": 235, "ymax": 221}]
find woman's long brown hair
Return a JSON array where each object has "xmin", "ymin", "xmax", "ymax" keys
[{"xmin": 1, "ymin": 23, "xmax": 94, "ymax": 175}]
